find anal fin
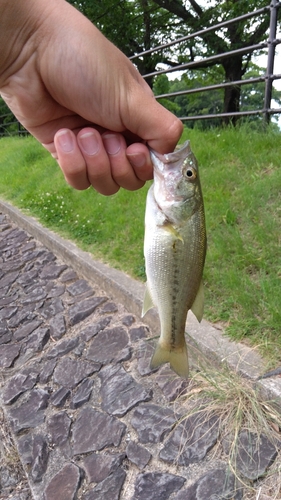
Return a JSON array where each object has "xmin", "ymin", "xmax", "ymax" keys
[
  {"xmin": 142, "ymin": 283, "xmax": 154, "ymax": 317},
  {"xmin": 191, "ymin": 279, "xmax": 204, "ymax": 323}
]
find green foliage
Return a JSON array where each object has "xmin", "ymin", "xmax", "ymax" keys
[
  {"xmin": 152, "ymin": 74, "xmax": 181, "ymax": 114},
  {"xmin": 153, "ymin": 67, "xmax": 224, "ymax": 127},
  {"xmin": 241, "ymin": 63, "xmax": 281, "ymax": 116},
  {"xmin": 152, "ymin": 62, "xmax": 281, "ymax": 128},
  {"xmin": 66, "ymin": 0, "xmax": 273, "ymax": 85},
  {"xmin": 0, "ymin": 1, "xmax": 276, "ymax": 135},
  {"xmin": 0, "ymin": 98, "xmax": 18, "ymax": 136},
  {"xmin": 67, "ymin": 0, "xmax": 179, "ymax": 81},
  {"xmin": 0, "ymin": 129, "xmax": 281, "ymax": 364}
]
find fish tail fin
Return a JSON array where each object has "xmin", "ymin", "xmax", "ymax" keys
[{"xmin": 150, "ymin": 342, "xmax": 189, "ymax": 379}]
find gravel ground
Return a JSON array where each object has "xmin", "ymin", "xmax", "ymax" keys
[{"xmin": 0, "ymin": 209, "xmax": 281, "ymax": 500}]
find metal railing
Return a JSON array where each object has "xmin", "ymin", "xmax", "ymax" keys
[
  {"xmin": 0, "ymin": 1, "xmax": 280, "ymax": 135},
  {"xmin": 131, "ymin": 0, "xmax": 281, "ymax": 125},
  {"xmin": 0, "ymin": 104, "xmax": 28, "ymax": 137}
]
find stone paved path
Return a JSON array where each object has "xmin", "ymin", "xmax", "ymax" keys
[{"xmin": 0, "ymin": 212, "xmax": 280, "ymax": 500}]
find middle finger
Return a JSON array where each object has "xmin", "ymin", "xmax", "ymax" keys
[{"xmin": 102, "ymin": 132, "xmax": 145, "ymax": 191}]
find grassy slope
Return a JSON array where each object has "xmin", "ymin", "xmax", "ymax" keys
[
  {"xmin": 0, "ymin": 127, "xmax": 280, "ymax": 363},
  {"xmin": 0, "ymin": 136, "xmax": 148, "ymax": 276}
]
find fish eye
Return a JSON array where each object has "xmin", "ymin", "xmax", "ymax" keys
[{"xmin": 185, "ymin": 167, "xmax": 197, "ymax": 180}]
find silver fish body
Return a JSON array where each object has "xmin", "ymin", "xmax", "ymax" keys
[{"xmin": 142, "ymin": 140, "xmax": 206, "ymax": 378}]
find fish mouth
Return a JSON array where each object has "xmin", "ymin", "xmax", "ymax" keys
[
  {"xmin": 150, "ymin": 140, "xmax": 196, "ymax": 181},
  {"xmin": 150, "ymin": 140, "xmax": 192, "ymax": 165},
  {"xmin": 151, "ymin": 140, "xmax": 197, "ymax": 205}
]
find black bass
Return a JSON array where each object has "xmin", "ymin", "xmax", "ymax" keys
[{"xmin": 142, "ymin": 141, "xmax": 206, "ymax": 378}]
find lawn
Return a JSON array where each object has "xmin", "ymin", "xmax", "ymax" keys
[{"xmin": 0, "ymin": 125, "xmax": 280, "ymax": 364}]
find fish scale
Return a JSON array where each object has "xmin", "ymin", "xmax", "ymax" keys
[{"xmin": 142, "ymin": 141, "xmax": 206, "ymax": 379}]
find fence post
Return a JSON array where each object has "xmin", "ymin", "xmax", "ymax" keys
[{"xmin": 264, "ymin": 0, "xmax": 279, "ymax": 124}]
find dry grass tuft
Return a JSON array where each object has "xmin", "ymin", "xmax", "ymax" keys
[
  {"xmin": 0, "ymin": 408, "xmax": 30, "ymax": 497},
  {"xmin": 173, "ymin": 359, "xmax": 281, "ymax": 499}
]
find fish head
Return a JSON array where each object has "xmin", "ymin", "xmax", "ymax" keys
[{"xmin": 150, "ymin": 140, "xmax": 203, "ymax": 223}]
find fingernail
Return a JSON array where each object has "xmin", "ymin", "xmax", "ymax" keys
[
  {"xmin": 127, "ymin": 153, "xmax": 146, "ymax": 168},
  {"xmin": 56, "ymin": 129, "xmax": 74, "ymax": 153},
  {"xmin": 79, "ymin": 131, "xmax": 100, "ymax": 155},
  {"xmin": 103, "ymin": 134, "xmax": 121, "ymax": 155}
]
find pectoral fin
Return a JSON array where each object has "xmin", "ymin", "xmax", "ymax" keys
[
  {"xmin": 142, "ymin": 283, "xmax": 154, "ymax": 317},
  {"xmin": 163, "ymin": 222, "xmax": 184, "ymax": 242},
  {"xmin": 191, "ymin": 280, "xmax": 204, "ymax": 322}
]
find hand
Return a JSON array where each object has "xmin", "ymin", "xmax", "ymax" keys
[{"xmin": 0, "ymin": 0, "xmax": 183, "ymax": 195}]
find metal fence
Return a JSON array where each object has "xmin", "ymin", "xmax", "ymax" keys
[
  {"xmin": 0, "ymin": 0, "xmax": 280, "ymax": 135},
  {"xmin": 0, "ymin": 102, "xmax": 28, "ymax": 138},
  {"xmin": 131, "ymin": 0, "xmax": 281, "ymax": 125}
]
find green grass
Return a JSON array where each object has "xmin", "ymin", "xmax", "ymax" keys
[
  {"xmin": 0, "ymin": 126, "xmax": 280, "ymax": 364},
  {"xmin": 0, "ymin": 135, "xmax": 148, "ymax": 278}
]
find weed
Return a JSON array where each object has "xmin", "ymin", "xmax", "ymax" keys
[
  {"xmin": 0, "ymin": 408, "xmax": 28, "ymax": 488},
  {"xmin": 172, "ymin": 354, "xmax": 281, "ymax": 498}
]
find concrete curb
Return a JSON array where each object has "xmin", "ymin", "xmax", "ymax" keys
[{"xmin": 0, "ymin": 199, "xmax": 280, "ymax": 404}]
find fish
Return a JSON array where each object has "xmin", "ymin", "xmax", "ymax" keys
[{"xmin": 142, "ymin": 140, "xmax": 206, "ymax": 378}]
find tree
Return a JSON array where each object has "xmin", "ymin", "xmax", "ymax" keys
[
  {"xmin": 67, "ymin": 0, "xmax": 181, "ymax": 86},
  {"xmin": 67, "ymin": 0, "xmax": 276, "ymax": 122},
  {"xmin": 153, "ymin": 62, "xmax": 281, "ymax": 128},
  {"xmin": 151, "ymin": 0, "xmax": 273, "ymax": 123},
  {"xmin": 240, "ymin": 63, "xmax": 281, "ymax": 113}
]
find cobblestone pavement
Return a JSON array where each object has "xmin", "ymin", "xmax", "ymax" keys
[{"xmin": 0, "ymin": 212, "xmax": 281, "ymax": 500}]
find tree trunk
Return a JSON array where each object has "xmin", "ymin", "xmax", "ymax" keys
[
  {"xmin": 136, "ymin": 0, "xmax": 154, "ymax": 88},
  {"xmin": 222, "ymin": 55, "xmax": 244, "ymax": 125}
]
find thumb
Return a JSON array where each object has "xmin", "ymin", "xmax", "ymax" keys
[{"xmin": 123, "ymin": 81, "xmax": 183, "ymax": 154}]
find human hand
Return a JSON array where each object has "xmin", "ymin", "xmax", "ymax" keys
[{"xmin": 0, "ymin": 0, "xmax": 183, "ymax": 195}]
